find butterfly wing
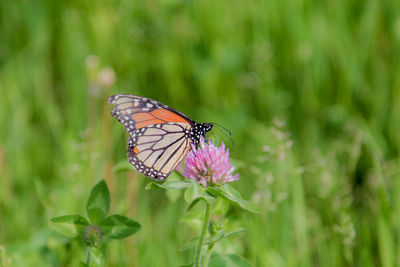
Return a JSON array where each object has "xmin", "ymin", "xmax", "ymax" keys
[
  {"xmin": 127, "ymin": 123, "xmax": 192, "ymax": 180},
  {"xmin": 108, "ymin": 94, "xmax": 194, "ymax": 180}
]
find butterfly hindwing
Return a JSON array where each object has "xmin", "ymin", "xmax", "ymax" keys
[{"xmin": 127, "ymin": 122, "xmax": 192, "ymax": 180}]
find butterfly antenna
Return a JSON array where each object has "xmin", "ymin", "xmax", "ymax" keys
[
  {"xmin": 211, "ymin": 122, "xmax": 235, "ymax": 145},
  {"xmin": 211, "ymin": 122, "xmax": 232, "ymax": 136},
  {"xmin": 210, "ymin": 129, "xmax": 218, "ymax": 144}
]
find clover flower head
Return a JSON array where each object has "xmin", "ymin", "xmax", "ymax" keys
[{"xmin": 182, "ymin": 137, "xmax": 239, "ymax": 187}]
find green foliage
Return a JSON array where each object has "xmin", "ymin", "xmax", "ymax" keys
[
  {"xmin": 50, "ymin": 180, "xmax": 141, "ymax": 265},
  {"xmin": 1, "ymin": 0, "xmax": 400, "ymax": 265},
  {"xmin": 86, "ymin": 180, "xmax": 110, "ymax": 223},
  {"xmin": 169, "ymin": 179, "xmax": 256, "ymax": 266},
  {"xmin": 49, "ymin": 215, "xmax": 89, "ymax": 238},
  {"xmin": 206, "ymin": 185, "xmax": 259, "ymax": 214},
  {"xmin": 100, "ymin": 215, "xmax": 141, "ymax": 239},
  {"xmin": 185, "ymin": 180, "xmax": 215, "ymax": 206},
  {"xmin": 180, "ymin": 229, "xmax": 246, "ymax": 251},
  {"xmin": 146, "ymin": 179, "xmax": 191, "ymax": 190}
]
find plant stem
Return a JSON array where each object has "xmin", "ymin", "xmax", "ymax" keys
[
  {"xmin": 86, "ymin": 246, "xmax": 91, "ymax": 266},
  {"xmin": 203, "ymin": 243, "xmax": 214, "ymax": 267},
  {"xmin": 194, "ymin": 202, "xmax": 212, "ymax": 267}
]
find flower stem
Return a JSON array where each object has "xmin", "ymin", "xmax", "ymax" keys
[
  {"xmin": 203, "ymin": 243, "xmax": 214, "ymax": 267},
  {"xmin": 86, "ymin": 246, "xmax": 91, "ymax": 265},
  {"xmin": 194, "ymin": 202, "xmax": 212, "ymax": 267}
]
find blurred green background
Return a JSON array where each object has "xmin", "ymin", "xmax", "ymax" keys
[{"xmin": 1, "ymin": 0, "xmax": 400, "ymax": 266}]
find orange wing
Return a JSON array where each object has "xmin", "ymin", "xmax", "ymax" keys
[
  {"xmin": 133, "ymin": 109, "xmax": 189, "ymax": 129},
  {"xmin": 108, "ymin": 94, "xmax": 192, "ymax": 134}
]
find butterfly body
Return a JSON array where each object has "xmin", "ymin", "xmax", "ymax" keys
[{"xmin": 108, "ymin": 94, "xmax": 212, "ymax": 180}]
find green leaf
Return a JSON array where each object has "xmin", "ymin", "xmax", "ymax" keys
[
  {"xmin": 206, "ymin": 184, "xmax": 259, "ymax": 213},
  {"xmin": 49, "ymin": 215, "xmax": 89, "ymax": 238},
  {"xmin": 211, "ymin": 230, "xmax": 225, "ymax": 243},
  {"xmin": 186, "ymin": 198, "xmax": 202, "ymax": 211},
  {"xmin": 180, "ymin": 235, "xmax": 219, "ymax": 250},
  {"xmin": 180, "ymin": 229, "xmax": 246, "ymax": 250},
  {"xmin": 212, "ymin": 198, "xmax": 230, "ymax": 216},
  {"xmin": 180, "ymin": 210, "xmax": 203, "ymax": 230},
  {"xmin": 145, "ymin": 174, "xmax": 189, "ymax": 202},
  {"xmin": 145, "ymin": 180, "xmax": 191, "ymax": 190},
  {"xmin": 208, "ymin": 253, "xmax": 252, "ymax": 267},
  {"xmin": 86, "ymin": 180, "xmax": 110, "ymax": 223},
  {"xmin": 184, "ymin": 180, "xmax": 215, "ymax": 206},
  {"xmin": 180, "ymin": 237, "xmax": 199, "ymax": 251},
  {"xmin": 165, "ymin": 187, "xmax": 183, "ymax": 203},
  {"xmin": 223, "ymin": 228, "xmax": 246, "ymax": 240},
  {"xmin": 211, "ymin": 228, "xmax": 247, "ymax": 245},
  {"xmin": 180, "ymin": 236, "xmax": 223, "ymax": 251},
  {"xmin": 100, "ymin": 214, "xmax": 141, "ymax": 239},
  {"xmin": 89, "ymin": 247, "xmax": 105, "ymax": 267},
  {"xmin": 80, "ymin": 262, "xmax": 89, "ymax": 267}
]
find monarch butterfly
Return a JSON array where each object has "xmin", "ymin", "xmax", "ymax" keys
[{"xmin": 108, "ymin": 94, "xmax": 213, "ymax": 180}]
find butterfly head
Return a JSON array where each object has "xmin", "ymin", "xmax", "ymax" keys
[
  {"xmin": 204, "ymin": 123, "xmax": 213, "ymax": 132},
  {"xmin": 190, "ymin": 122, "xmax": 213, "ymax": 145}
]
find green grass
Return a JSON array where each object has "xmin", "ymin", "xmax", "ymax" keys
[{"xmin": 1, "ymin": 0, "xmax": 400, "ymax": 265}]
